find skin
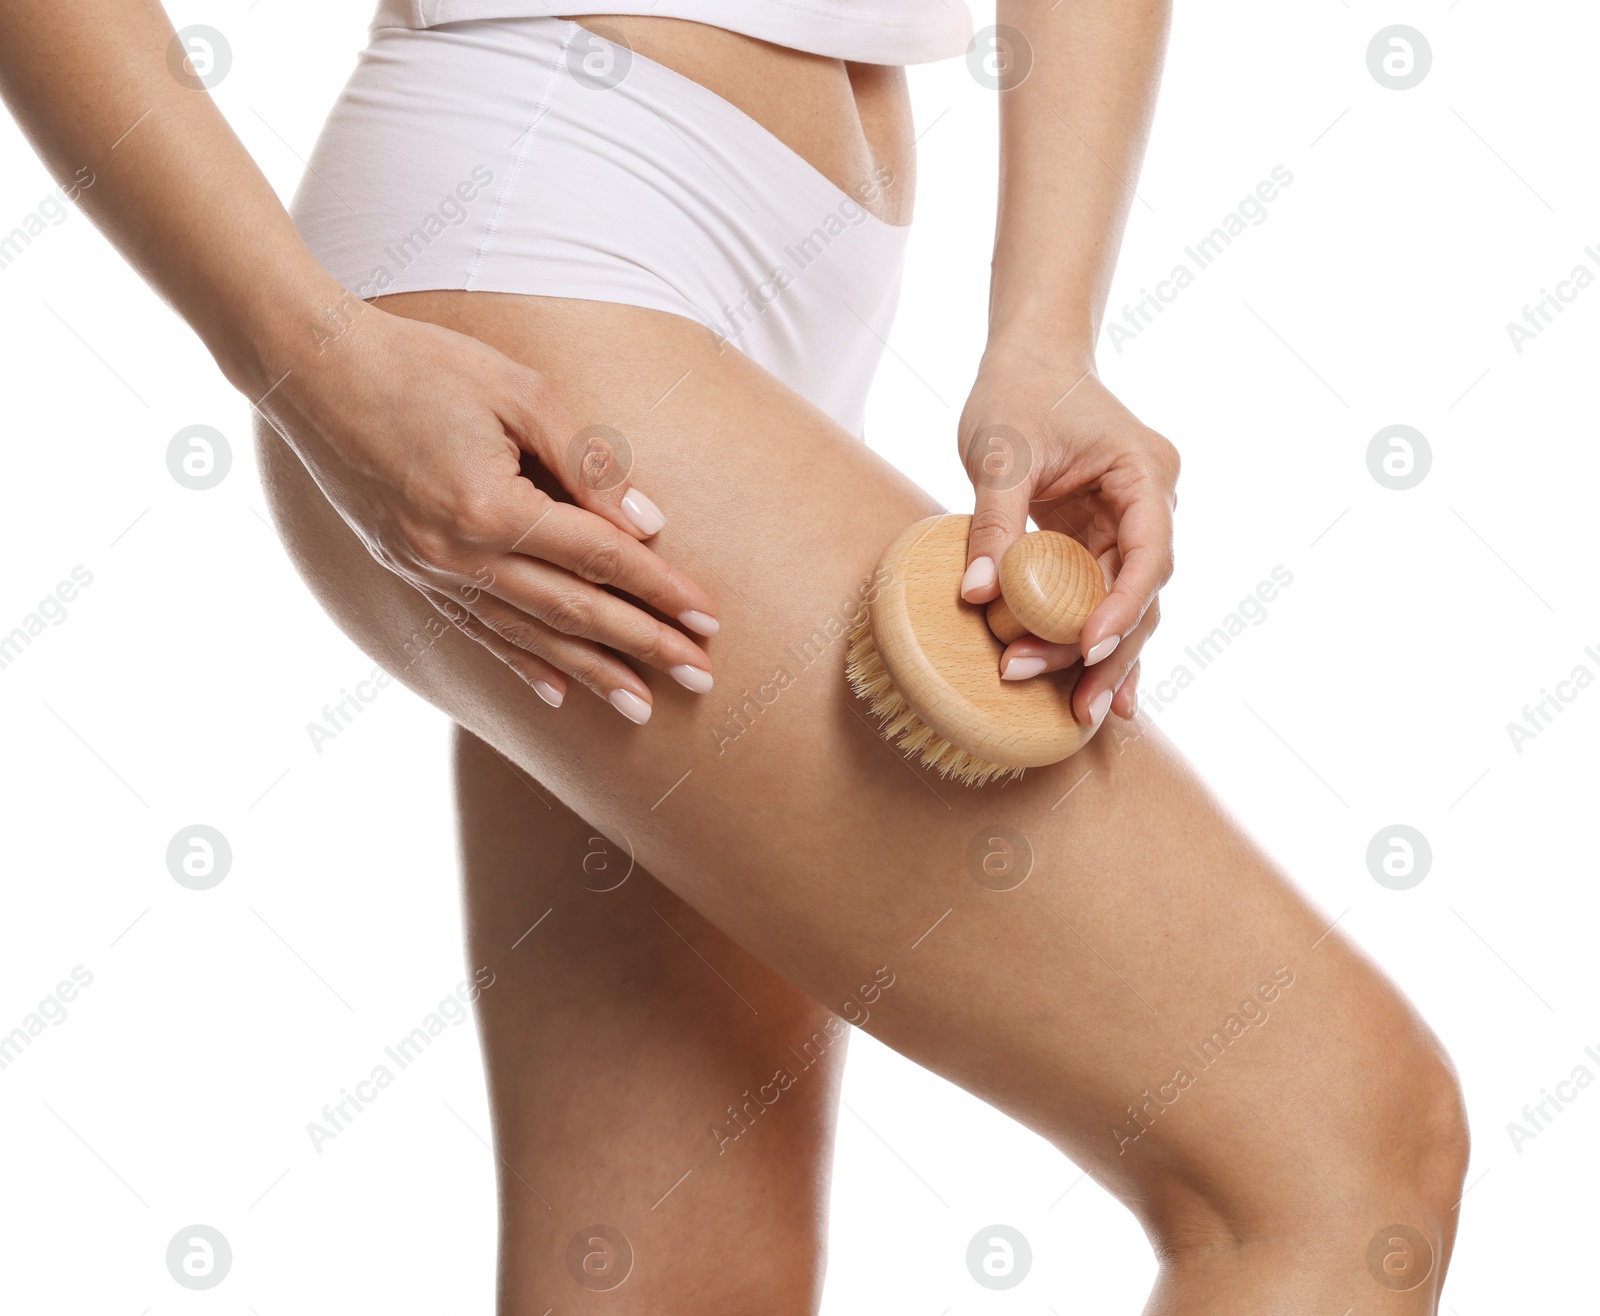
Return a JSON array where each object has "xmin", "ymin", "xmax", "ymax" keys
[
  {"xmin": 267, "ymin": 292, "xmax": 1469, "ymax": 1313},
  {"xmin": 0, "ymin": 1, "xmax": 1469, "ymax": 1311}
]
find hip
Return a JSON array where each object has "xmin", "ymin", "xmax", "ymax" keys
[{"xmin": 289, "ymin": 14, "xmax": 916, "ymax": 433}]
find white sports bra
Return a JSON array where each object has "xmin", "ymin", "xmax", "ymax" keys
[{"xmin": 371, "ymin": 0, "xmax": 974, "ymax": 65}]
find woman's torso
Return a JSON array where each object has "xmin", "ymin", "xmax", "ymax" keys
[{"xmin": 562, "ymin": 15, "xmax": 918, "ymax": 226}]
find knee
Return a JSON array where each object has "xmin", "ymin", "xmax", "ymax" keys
[
  {"xmin": 1385, "ymin": 1044, "xmax": 1471, "ymax": 1213},
  {"xmin": 1288, "ymin": 1036, "xmax": 1471, "ymax": 1227},
  {"xmin": 1285, "ymin": 1047, "xmax": 1470, "ymax": 1287},
  {"xmin": 1141, "ymin": 1033, "xmax": 1470, "ymax": 1262}
]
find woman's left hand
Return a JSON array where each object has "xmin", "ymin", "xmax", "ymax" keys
[{"xmin": 956, "ymin": 344, "xmax": 1180, "ymax": 728}]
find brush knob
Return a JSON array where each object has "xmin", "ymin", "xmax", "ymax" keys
[{"xmin": 984, "ymin": 531, "xmax": 1107, "ymax": 646}]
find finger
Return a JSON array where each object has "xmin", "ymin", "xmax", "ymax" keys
[
  {"xmin": 419, "ymin": 585, "xmax": 659, "ymax": 724},
  {"xmin": 1076, "ymin": 478, "xmax": 1174, "ymax": 664},
  {"xmin": 490, "ymin": 484, "xmax": 721, "ymax": 638},
  {"xmin": 998, "ymin": 636, "xmax": 1082, "ymax": 681},
  {"xmin": 1083, "ymin": 545, "xmax": 1124, "ymax": 666},
  {"xmin": 1097, "ymin": 545, "xmax": 1122, "ymax": 589},
  {"xmin": 499, "ymin": 369, "xmax": 675, "ymax": 544},
  {"xmin": 414, "ymin": 585, "xmax": 568, "ymax": 709},
  {"xmin": 960, "ymin": 432, "xmax": 1035, "ymax": 603},
  {"xmin": 473, "ymin": 555, "xmax": 714, "ymax": 690},
  {"xmin": 1074, "ymin": 595, "xmax": 1160, "ymax": 726},
  {"xmin": 1111, "ymin": 660, "xmax": 1141, "ymax": 720},
  {"xmin": 1032, "ymin": 504, "xmax": 1116, "ymax": 561}
]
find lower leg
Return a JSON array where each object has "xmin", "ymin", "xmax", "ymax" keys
[{"xmin": 455, "ymin": 727, "xmax": 842, "ymax": 1314}]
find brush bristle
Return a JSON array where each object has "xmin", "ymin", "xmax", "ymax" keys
[{"xmin": 845, "ymin": 610, "xmax": 1025, "ymax": 788}]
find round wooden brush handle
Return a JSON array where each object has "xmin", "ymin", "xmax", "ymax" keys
[
  {"xmin": 859, "ymin": 514, "xmax": 1102, "ymax": 776},
  {"xmin": 984, "ymin": 531, "xmax": 1106, "ymax": 646}
]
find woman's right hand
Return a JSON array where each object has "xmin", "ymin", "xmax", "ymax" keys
[{"xmin": 252, "ymin": 298, "xmax": 718, "ymax": 724}]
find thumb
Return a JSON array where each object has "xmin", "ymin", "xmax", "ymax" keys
[
  {"xmin": 961, "ymin": 423, "xmax": 1034, "ymax": 603},
  {"xmin": 503, "ymin": 365, "xmax": 667, "ymax": 540}
]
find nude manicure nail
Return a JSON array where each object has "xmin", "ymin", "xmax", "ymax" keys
[
  {"xmin": 960, "ymin": 555, "xmax": 996, "ymax": 602},
  {"xmin": 1001, "ymin": 655, "xmax": 1047, "ymax": 681},
  {"xmin": 1087, "ymin": 689, "xmax": 1113, "ymax": 728},
  {"xmin": 532, "ymin": 680, "xmax": 563, "ymax": 708},
  {"xmin": 679, "ymin": 609, "xmax": 720, "ymax": 636},
  {"xmin": 620, "ymin": 488, "xmax": 666, "ymax": 536},
  {"xmin": 1084, "ymin": 636, "xmax": 1120, "ymax": 665},
  {"xmin": 669, "ymin": 664, "xmax": 714, "ymax": 694},
  {"xmin": 609, "ymin": 689, "xmax": 652, "ymax": 724}
]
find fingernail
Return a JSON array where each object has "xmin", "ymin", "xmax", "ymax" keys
[
  {"xmin": 1001, "ymin": 655, "xmax": 1047, "ymax": 681},
  {"xmin": 609, "ymin": 688, "xmax": 652, "ymax": 724},
  {"xmin": 679, "ymin": 609, "xmax": 720, "ymax": 637},
  {"xmin": 960, "ymin": 556, "xmax": 995, "ymax": 602},
  {"xmin": 1087, "ymin": 689, "xmax": 1113, "ymax": 728},
  {"xmin": 620, "ymin": 488, "xmax": 666, "ymax": 536},
  {"xmin": 669, "ymin": 664, "xmax": 714, "ymax": 694},
  {"xmin": 532, "ymin": 679, "xmax": 563, "ymax": 708},
  {"xmin": 1084, "ymin": 636, "xmax": 1120, "ymax": 665}
]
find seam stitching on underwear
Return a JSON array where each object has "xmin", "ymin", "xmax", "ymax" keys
[{"xmin": 466, "ymin": 22, "xmax": 579, "ymax": 290}]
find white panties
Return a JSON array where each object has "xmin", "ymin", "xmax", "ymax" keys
[{"xmin": 289, "ymin": 16, "xmax": 910, "ymax": 435}]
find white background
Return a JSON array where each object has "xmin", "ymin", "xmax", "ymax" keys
[{"xmin": 2, "ymin": 1, "xmax": 1596, "ymax": 1310}]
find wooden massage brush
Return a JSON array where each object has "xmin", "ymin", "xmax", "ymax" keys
[{"xmin": 846, "ymin": 513, "xmax": 1108, "ymax": 787}]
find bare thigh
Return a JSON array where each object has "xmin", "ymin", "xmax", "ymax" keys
[{"xmin": 256, "ymin": 291, "xmax": 1465, "ymax": 1290}]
